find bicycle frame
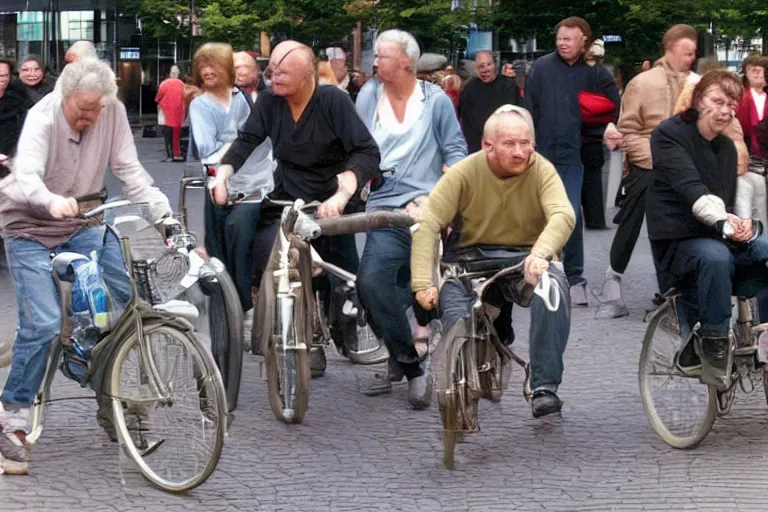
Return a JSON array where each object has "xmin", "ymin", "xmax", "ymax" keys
[{"xmin": 27, "ymin": 208, "xmax": 175, "ymax": 445}]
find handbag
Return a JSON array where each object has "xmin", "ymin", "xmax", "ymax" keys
[{"xmin": 578, "ymin": 91, "xmax": 616, "ymax": 126}]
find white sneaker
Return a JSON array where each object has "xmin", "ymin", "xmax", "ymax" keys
[
  {"xmin": 569, "ymin": 282, "xmax": 589, "ymax": 307},
  {"xmin": 593, "ymin": 267, "xmax": 623, "ymax": 303}
]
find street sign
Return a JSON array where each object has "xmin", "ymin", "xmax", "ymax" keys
[
  {"xmin": 120, "ymin": 47, "xmax": 141, "ymax": 60},
  {"xmin": 603, "ymin": 35, "xmax": 623, "ymax": 43}
]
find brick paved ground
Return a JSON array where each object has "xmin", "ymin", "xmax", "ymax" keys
[{"xmin": 1, "ymin": 136, "xmax": 767, "ymax": 511}]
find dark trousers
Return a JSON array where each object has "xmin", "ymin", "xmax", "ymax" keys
[
  {"xmin": 203, "ymin": 194, "xmax": 262, "ymax": 311},
  {"xmin": 555, "ymin": 164, "xmax": 585, "ymax": 285},
  {"xmin": 609, "ymin": 164, "xmax": 655, "ymax": 274},
  {"xmin": 162, "ymin": 125, "xmax": 182, "ymax": 158},
  {"xmin": 657, "ymin": 236, "xmax": 768, "ymax": 339},
  {"xmin": 439, "ymin": 264, "xmax": 571, "ymax": 391},
  {"xmin": 251, "ymin": 217, "xmax": 360, "ymax": 338},
  {"xmin": 580, "ymin": 142, "xmax": 607, "ymax": 229},
  {"xmin": 357, "ymin": 227, "xmax": 424, "ymax": 380}
]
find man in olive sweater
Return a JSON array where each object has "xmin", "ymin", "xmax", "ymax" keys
[{"xmin": 411, "ymin": 105, "xmax": 575, "ymax": 417}]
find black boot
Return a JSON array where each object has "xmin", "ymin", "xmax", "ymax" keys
[{"xmin": 696, "ymin": 334, "xmax": 731, "ymax": 389}]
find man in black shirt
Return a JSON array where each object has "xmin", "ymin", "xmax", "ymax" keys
[
  {"xmin": 216, "ymin": 41, "xmax": 381, "ymax": 371},
  {"xmin": 458, "ymin": 50, "xmax": 521, "ymax": 153}
]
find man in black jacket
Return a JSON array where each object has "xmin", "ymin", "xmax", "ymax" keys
[
  {"xmin": 458, "ymin": 50, "xmax": 520, "ymax": 154},
  {"xmin": 525, "ymin": 17, "xmax": 619, "ymax": 306},
  {"xmin": 648, "ymin": 70, "xmax": 768, "ymax": 389}
]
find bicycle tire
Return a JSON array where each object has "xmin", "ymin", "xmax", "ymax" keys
[
  {"xmin": 638, "ymin": 301, "xmax": 717, "ymax": 449},
  {"xmin": 201, "ymin": 267, "xmax": 244, "ymax": 412},
  {"xmin": 108, "ymin": 323, "xmax": 227, "ymax": 492},
  {"xmin": 264, "ymin": 295, "xmax": 311, "ymax": 424},
  {"xmin": 436, "ymin": 319, "xmax": 472, "ymax": 470}
]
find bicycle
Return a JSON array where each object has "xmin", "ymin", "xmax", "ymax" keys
[
  {"xmin": 170, "ymin": 176, "xmax": 246, "ymax": 411},
  {"xmin": 23, "ymin": 200, "xmax": 227, "ymax": 492},
  {"xmin": 254, "ymin": 199, "xmax": 414, "ymax": 423},
  {"xmin": 431, "ymin": 249, "xmax": 562, "ymax": 469},
  {"xmin": 639, "ymin": 289, "xmax": 768, "ymax": 449}
]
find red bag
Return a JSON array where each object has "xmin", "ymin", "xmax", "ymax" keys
[{"xmin": 578, "ymin": 91, "xmax": 615, "ymax": 125}]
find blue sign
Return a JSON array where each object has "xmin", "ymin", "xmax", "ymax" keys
[
  {"xmin": 603, "ymin": 35, "xmax": 623, "ymax": 43},
  {"xmin": 120, "ymin": 47, "xmax": 141, "ymax": 60}
]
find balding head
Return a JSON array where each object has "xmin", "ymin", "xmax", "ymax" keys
[
  {"xmin": 65, "ymin": 40, "xmax": 97, "ymax": 64},
  {"xmin": 269, "ymin": 41, "xmax": 316, "ymax": 98},
  {"xmin": 234, "ymin": 51, "xmax": 260, "ymax": 90}
]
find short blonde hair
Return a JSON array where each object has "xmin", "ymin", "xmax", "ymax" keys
[
  {"xmin": 483, "ymin": 105, "xmax": 536, "ymax": 146},
  {"xmin": 193, "ymin": 43, "xmax": 235, "ymax": 90},
  {"xmin": 317, "ymin": 61, "xmax": 338, "ymax": 85}
]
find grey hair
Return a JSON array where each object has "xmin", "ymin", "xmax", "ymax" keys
[
  {"xmin": 59, "ymin": 57, "xmax": 117, "ymax": 100},
  {"xmin": 475, "ymin": 49, "xmax": 493, "ymax": 61},
  {"xmin": 375, "ymin": 29, "xmax": 420, "ymax": 75},
  {"xmin": 66, "ymin": 40, "xmax": 97, "ymax": 61},
  {"xmin": 170, "ymin": 65, "xmax": 180, "ymax": 78},
  {"xmin": 483, "ymin": 104, "xmax": 536, "ymax": 146}
]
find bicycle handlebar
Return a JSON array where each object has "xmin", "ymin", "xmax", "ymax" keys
[
  {"xmin": 313, "ymin": 210, "xmax": 414, "ymax": 237},
  {"xmin": 80, "ymin": 199, "xmax": 134, "ymax": 218}
]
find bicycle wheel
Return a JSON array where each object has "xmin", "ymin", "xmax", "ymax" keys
[
  {"xmin": 200, "ymin": 265, "xmax": 244, "ymax": 412},
  {"xmin": 264, "ymin": 295, "xmax": 310, "ymax": 423},
  {"xmin": 638, "ymin": 301, "xmax": 717, "ymax": 449},
  {"xmin": 108, "ymin": 324, "xmax": 227, "ymax": 492},
  {"xmin": 433, "ymin": 319, "xmax": 471, "ymax": 470}
]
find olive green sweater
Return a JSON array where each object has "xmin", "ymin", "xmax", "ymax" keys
[{"xmin": 411, "ymin": 151, "xmax": 576, "ymax": 292}]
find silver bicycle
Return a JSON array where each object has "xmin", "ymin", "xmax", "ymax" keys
[{"xmin": 24, "ymin": 200, "xmax": 227, "ymax": 492}]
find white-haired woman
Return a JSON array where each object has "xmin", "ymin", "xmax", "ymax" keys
[
  {"xmin": 355, "ymin": 29, "xmax": 467, "ymax": 408},
  {"xmin": 0, "ymin": 57, "xmax": 173, "ymax": 472},
  {"xmin": 156, "ymin": 65, "xmax": 186, "ymax": 161}
]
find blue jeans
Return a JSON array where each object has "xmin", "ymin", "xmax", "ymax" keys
[
  {"xmin": 2, "ymin": 226, "xmax": 132, "ymax": 407},
  {"xmin": 555, "ymin": 164, "xmax": 585, "ymax": 285},
  {"xmin": 661, "ymin": 235, "xmax": 768, "ymax": 338},
  {"xmin": 439, "ymin": 263, "xmax": 571, "ymax": 391},
  {"xmin": 357, "ymin": 227, "xmax": 423, "ymax": 380}
]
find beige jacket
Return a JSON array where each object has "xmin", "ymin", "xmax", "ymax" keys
[{"xmin": 617, "ymin": 57, "xmax": 688, "ymax": 169}]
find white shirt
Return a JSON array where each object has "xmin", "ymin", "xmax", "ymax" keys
[{"xmin": 752, "ymin": 88, "xmax": 766, "ymax": 122}]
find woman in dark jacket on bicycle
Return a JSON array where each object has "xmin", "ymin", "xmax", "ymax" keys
[{"xmin": 647, "ymin": 70, "xmax": 768, "ymax": 390}]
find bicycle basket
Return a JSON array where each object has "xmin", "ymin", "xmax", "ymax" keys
[{"xmin": 132, "ymin": 251, "xmax": 190, "ymax": 305}]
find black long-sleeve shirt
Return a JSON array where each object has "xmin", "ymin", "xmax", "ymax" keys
[
  {"xmin": 458, "ymin": 75, "xmax": 520, "ymax": 154},
  {"xmin": 221, "ymin": 85, "xmax": 380, "ymax": 207},
  {"xmin": 647, "ymin": 114, "xmax": 737, "ymax": 242}
]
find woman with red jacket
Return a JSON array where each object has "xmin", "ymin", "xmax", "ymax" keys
[
  {"xmin": 155, "ymin": 65, "xmax": 186, "ymax": 161},
  {"xmin": 736, "ymin": 55, "xmax": 767, "ymax": 160}
]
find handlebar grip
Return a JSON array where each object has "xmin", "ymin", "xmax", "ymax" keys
[
  {"xmin": 315, "ymin": 210, "xmax": 414, "ymax": 237},
  {"xmin": 74, "ymin": 189, "xmax": 108, "ymax": 204}
]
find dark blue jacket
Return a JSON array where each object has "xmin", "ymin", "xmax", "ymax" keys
[{"xmin": 525, "ymin": 52, "xmax": 619, "ymax": 166}]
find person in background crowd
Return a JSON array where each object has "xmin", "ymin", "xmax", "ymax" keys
[
  {"xmin": 188, "ymin": 43, "xmax": 274, "ymax": 312},
  {"xmin": 18, "ymin": 55, "xmax": 56, "ymax": 104},
  {"xmin": 350, "ymin": 68, "xmax": 366, "ymax": 99},
  {"xmin": 0, "ymin": 58, "xmax": 33, "ymax": 159},
  {"xmin": 155, "ymin": 65, "xmax": 186, "ymax": 162},
  {"xmin": 64, "ymin": 40, "xmax": 97, "ymax": 64},
  {"xmin": 355, "ymin": 29, "xmax": 467, "ymax": 407},
  {"xmin": 595, "ymin": 25, "xmax": 700, "ymax": 316},
  {"xmin": 525, "ymin": 17, "xmax": 619, "ymax": 306},
  {"xmin": 459, "ymin": 50, "xmax": 521, "ymax": 154},
  {"xmin": 234, "ymin": 51, "xmax": 262, "ymax": 105},
  {"xmin": 327, "ymin": 46, "xmax": 359, "ymax": 100},
  {"xmin": 580, "ymin": 39, "xmax": 612, "ymax": 230},
  {"xmin": 501, "ymin": 61, "xmax": 516, "ymax": 78},
  {"xmin": 736, "ymin": 54, "xmax": 768, "ymax": 224},
  {"xmin": 441, "ymin": 73, "xmax": 461, "ymax": 112},
  {"xmin": 318, "ymin": 60, "xmax": 339, "ymax": 86}
]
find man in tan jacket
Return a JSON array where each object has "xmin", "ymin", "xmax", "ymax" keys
[{"xmin": 595, "ymin": 24, "xmax": 698, "ymax": 317}]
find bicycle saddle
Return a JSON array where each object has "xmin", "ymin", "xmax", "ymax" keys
[
  {"xmin": 51, "ymin": 252, "xmax": 90, "ymax": 283},
  {"xmin": 443, "ymin": 245, "xmax": 529, "ymax": 273}
]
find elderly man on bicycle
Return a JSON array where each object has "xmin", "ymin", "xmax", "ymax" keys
[
  {"xmin": 0, "ymin": 57, "xmax": 173, "ymax": 471},
  {"xmin": 412, "ymin": 105, "xmax": 575, "ymax": 418}
]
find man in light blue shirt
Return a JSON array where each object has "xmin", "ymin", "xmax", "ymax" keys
[{"xmin": 355, "ymin": 29, "xmax": 467, "ymax": 408}]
